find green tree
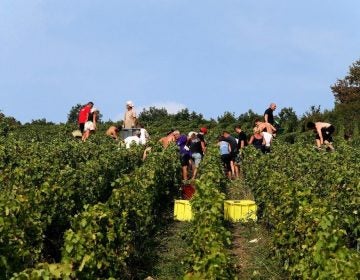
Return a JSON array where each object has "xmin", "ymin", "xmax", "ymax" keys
[
  {"xmin": 237, "ymin": 109, "xmax": 262, "ymax": 131},
  {"xmin": 277, "ymin": 107, "xmax": 298, "ymax": 133},
  {"xmin": 331, "ymin": 59, "xmax": 360, "ymax": 136},
  {"xmin": 30, "ymin": 118, "xmax": 55, "ymax": 125},
  {"xmin": 189, "ymin": 111, "xmax": 205, "ymax": 123},
  {"xmin": 302, "ymin": 105, "xmax": 322, "ymax": 119},
  {"xmin": 331, "ymin": 59, "xmax": 360, "ymax": 104},
  {"xmin": 67, "ymin": 104, "xmax": 82, "ymax": 124},
  {"xmin": 138, "ymin": 107, "xmax": 169, "ymax": 123},
  {"xmin": 0, "ymin": 111, "xmax": 20, "ymax": 136},
  {"xmin": 217, "ymin": 111, "xmax": 236, "ymax": 129},
  {"xmin": 174, "ymin": 108, "xmax": 191, "ymax": 122}
]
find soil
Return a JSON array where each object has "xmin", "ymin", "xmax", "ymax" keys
[{"xmin": 226, "ymin": 177, "xmax": 287, "ymax": 279}]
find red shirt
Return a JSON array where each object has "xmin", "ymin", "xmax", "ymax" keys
[{"xmin": 78, "ymin": 105, "xmax": 91, "ymax": 124}]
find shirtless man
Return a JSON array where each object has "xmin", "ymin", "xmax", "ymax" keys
[
  {"xmin": 307, "ymin": 122, "xmax": 335, "ymax": 151},
  {"xmin": 254, "ymin": 119, "xmax": 276, "ymax": 134},
  {"xmin": 159, "ymin": 130, "xmax": 175, "ymax": 148},
  {"xmin": 106, "ymin": 125, "xmax": 121, "ymax": 140}
]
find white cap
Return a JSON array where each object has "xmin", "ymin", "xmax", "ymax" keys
[
  {"xmin": 126, "ymin": 100, "xmax": 134, "ymax": 107},
  {"xmin": 188, "ymin": 131, "xmax": 197, "ymax": 137}
]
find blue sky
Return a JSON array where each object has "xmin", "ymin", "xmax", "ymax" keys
[{"xmin": 1, "ymin": 0, "xmax": 359, "ymax": 123}]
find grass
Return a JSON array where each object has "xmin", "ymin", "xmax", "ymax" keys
[
  {"xmin": 226, "ymin": 175, "xmax": 288, "ymax": 280},
  {"xmin": 229, "ymin": 222, "xmax": 287, "ymax": 280},
  {"xmin": 149, "ymin": 221, "xmax": 191, "ymax": 280}
]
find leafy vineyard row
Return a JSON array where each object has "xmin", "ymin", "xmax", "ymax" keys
[
  {"xmin": 184, "ymin": 145, "xmax": 236, "ymax": 279},
  {"xmin": 0, "ymin": 134, "xmax": 142, "ymax": 278},
  {"xmin": 2, "ymin": 124, "xmax": 359, "ymax": 279},
  {"xmin": 242, "ymin": 141, "xmax": 360, "ymax": 279},
  {"xmin": 4, "ymin": 134, "xmax": 238, "ymax": 278},
  {"xmin": 1, "ymin": 125, "xmax": 237, "ymax": 279},
  {"xmin": 10, "ymin": 143, "xmax": 180, "ymax": 279}
]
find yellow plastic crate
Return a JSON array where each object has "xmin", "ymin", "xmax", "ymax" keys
[
  {"xmin": 174, "ymin": 200, "xmax": 193, "ymax": 221},
  {"xmin": 224, "ymin": 200, "xmax": 257, "ymax": 222}
]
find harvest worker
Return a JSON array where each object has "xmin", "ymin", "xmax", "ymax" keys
[
  {"xmin": 78, "ymin": 101, "xmax": 94, "ymax": 133},
  {"xmin": 159, "ymin": 129, "xmax": 175, "ymax": 148},
  {"xmin": 198, "ymin": 127, "xmax": 208, "ymax": 154},
  {"xmin": 218, "ymin": 135, "xmax": 232, "ymax": 179},
  {"xmin": 123, "ymin": 100, "xmax": 137, "ymax": 129},
  {"xmin": 249, "ymin": 127, "xmax": 265, "ymax": 153},
  {"xmin": 307, "ymin": 121, "xmax": 335, "ymax": 151},
  {"xmin": 254, "ymin": 119, "xmax": 276, "ymax": 135},
  {"xmin": 106, "ymin": 125, "xmax": 122, "ymax": 140},
  {"xmin": 139, "ymin": 124, "xmax": 150, "ymax": 145},
  {"xmin": 82, "ymin": 107, "xmax": 99, "ymax": 142},
  {"xmin": 264, "ymin": 103, "xmax": 277, "ymax": 126},
  {"xmin": 173, "ymin": 130, "xmax": 192, "ymax": 182},
  {"xmin": 264, "ymin": 102, "xmax": 278, "ymax": 136},
  {"xmin": 234, "ymin": 125, "xmax": 248, "ymax": 150},
  {"xmin": 124, "ymin": 130, "xmax": 141, "ymax": 148},
  {"xmin": 188, "ymin": 127, "xmax": 207, "ymax": 180},
  {"xmin": 234, "ymin": 125, "xmax": 248, "ymax": 165},
  {"xmin": 222, "ymin": 131, "xmax": 238, "ymax": 178}
]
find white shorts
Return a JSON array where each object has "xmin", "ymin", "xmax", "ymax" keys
[
  {"xmin": 84, "ymin": 121, "xmax": 95, "ymax": 131},
  {"xmin": 262, "ymin": 132, "xmax": 273, "ymax": 147}
]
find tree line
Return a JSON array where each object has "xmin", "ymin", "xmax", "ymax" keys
[{"xmin": 1, "ymin": 59, "xmax": 359, "ymax": 140}]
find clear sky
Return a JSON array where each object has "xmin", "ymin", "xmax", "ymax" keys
[{"xmin": 1, "ymin": 0, "xmax": 359, "ymax": 123}]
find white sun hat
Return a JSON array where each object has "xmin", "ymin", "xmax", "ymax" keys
[{"xmin": 126, "ymin": 100, "xmax": 134, "ymax": 107}]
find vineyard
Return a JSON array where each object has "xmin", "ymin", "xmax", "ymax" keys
[
  {"xmin": 0, "ymin": 123, "xmax": 359, "ymax": 279},
  {"xmin": 242, "ymin": 141, "xmax": 360, "ymax": 279}
]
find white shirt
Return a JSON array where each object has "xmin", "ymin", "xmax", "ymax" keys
[
  {"xmin": 124, "ymin": 136, "xmax": 140, "ymax": 149},
  {"xmin": 139, "ymin": 128, "xmax": 149, "ymax": 145}
]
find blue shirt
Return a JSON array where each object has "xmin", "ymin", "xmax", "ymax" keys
[{"xmin": 219, "ymin": 141, "xmax": 230, "ymax": 155}]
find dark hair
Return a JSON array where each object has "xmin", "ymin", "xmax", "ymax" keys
[
  {"xmin": 222, "ymin": 130, "xmax": 231, "ymax": 137},
  {"xmin": 306, "ymin": 122, "xmax": 316, "ymax": 129},
  {"xmin": 88, "ymin": 101, "xmax": 94, "ymax": 106}
]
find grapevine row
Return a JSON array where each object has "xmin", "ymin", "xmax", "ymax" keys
[
  {"xmin": 184, "ymin": 145, "xmax": 236, "ymax": 279},
  {"xmin": 0, "ymin": 133, "xmax": 141, "ymax": 278},
  {"xmin": 242, "ymin": 140, "xmax": 360, "ymax": 279},
  {"xmin": 12, "ymin": 144, "xmax": 180, "ymax": 279}
]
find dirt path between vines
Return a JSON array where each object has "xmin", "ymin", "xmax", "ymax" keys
[
  {"xmin": 149, "ymin": 176, "xmax": 286, "ymax": 280},
  {"xmin": 148, "ymin": 220, "xmax": 190, "ymax": 280},
  {"xmin": 227, "ymin": 178, "xmax": 287, "ymax": 279}
]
